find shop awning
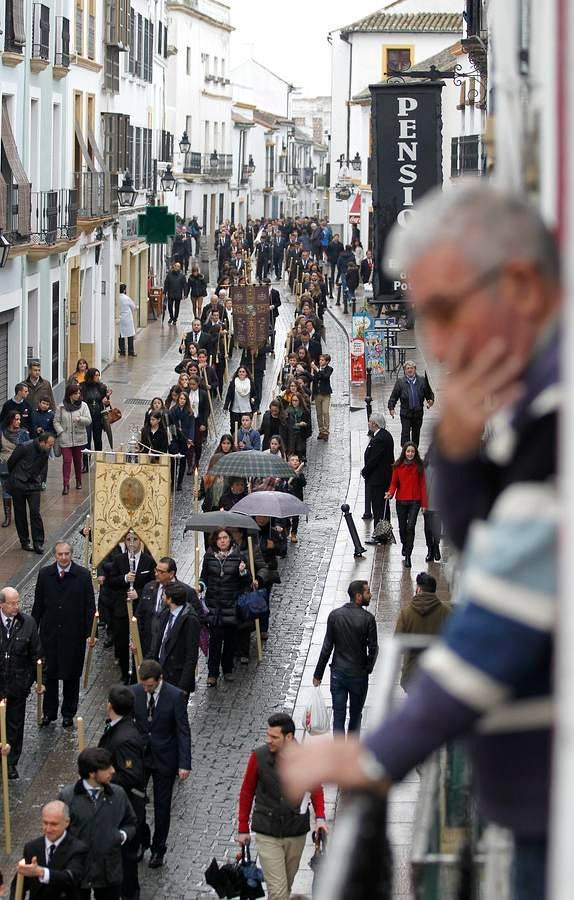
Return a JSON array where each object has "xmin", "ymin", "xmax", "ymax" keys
[{"xmin": 1, "ymin": 106, "xmax": 30, "ymax": 235}]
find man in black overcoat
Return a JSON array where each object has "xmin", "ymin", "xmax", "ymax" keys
[
  {"xmin": 361, "ymin": 413, "xmax": 395, "ymax": 537},
  {"xmin": 388, "ymin": 360, "xmax": 435, "ymax": 446},
  {"xmin": 107, "ymin": 533, "xmax": 155, "ymax": 684},
  {"xmin": 32, "ymin": 542, "xmax": 95, "ymax": 728},
  {"xmin": 150, "ymin": 583, "xmax": 200, "ymax": 699},
  {"xmin": 15, "ymin": 800, "xmax": 88, "ymax": 899}
]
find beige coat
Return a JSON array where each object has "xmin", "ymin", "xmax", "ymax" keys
[{"xmin": 54, "ymin": 402, "xmax": 92, "ymax": 448}]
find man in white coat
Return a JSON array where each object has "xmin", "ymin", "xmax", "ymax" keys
[{"xmin": 118, "ymin": 283, "xmax": 137, "ymax": 357}]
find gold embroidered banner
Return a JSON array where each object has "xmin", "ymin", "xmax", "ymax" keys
[
  {"xmin": 231, "ymin": 284, "xmax": 269, "ymax": 350},
  {"xmin": 91, "ymin": 453, "xmax": 171, "ymax": 567}
]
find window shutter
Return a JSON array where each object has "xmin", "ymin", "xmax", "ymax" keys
[
  {"xmin": 149, "ymin": 22, "xmax": 154, "ymax": 81},
  {"xmin": 75, "ymin": 0, "xmax": 84, "ymax": 55},
  {"xmin": 143, "ymin": 18, "xmax": 149, "ymax": 81}
]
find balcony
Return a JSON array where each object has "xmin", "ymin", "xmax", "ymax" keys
[
  {"xmin": 31, "ymin": 2, "xmax": 50, "ymax": 72},
  {"xmin": 292, "ymin": 166, "xmax": 301, "ymax": 183},
  {"xmin": 4, "ymin": 0, "xmax": 25, "ymax": 61},
  {"xmin": 30, "ymin": 189, "xmax": 77, "ymax": 243},
  {"xmin": 303, "ymin": 166, "xmax": 315, "ymax": 185},
  {"xmin": 451, "ymin": 134, "xmax": 486, "ymax": 178},
  {"xmin": 54, "ymin": 15, "xmax": 70, "ymax": 75},
  {"xmin": 462, "ymin": 0, "xmax": 487, "ymax": 74},
  {"xmin": 183, "ymin": 151, "xmax": 232, "ymax": 179},
  {"xmin": 315, "ymin": 173, "xmax": 328, "ymax": 189},
  {"xmin": 75, "ymin": 171, "xmax": 112, "ymax": 219}
]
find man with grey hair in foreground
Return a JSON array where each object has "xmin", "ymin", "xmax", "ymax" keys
[
  {"xmin": 15, "ymin": 800, "xmax": 88, "ymax": 898},
  {"xmin": 361, "ymin": 413, "xmax": 394, "ymax": 539},
  {"xmin": 280, "ymin": 184, "xmax": 560, "ymax": 900}
]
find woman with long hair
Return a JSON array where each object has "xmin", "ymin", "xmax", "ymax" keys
[
  {"xmin": 263, "ymin": 434, "xmax": 286, "ymax": 459},
  {"xmin": 385, "ymin": 442, "xmax": 428, "ymax": 569},
  {"xmin": 82, "ymin": 367, "xmax": 112, "ymax": 456},
  {"xmin": 0, "ymin": 411, "xmax": 29, "ymax": 527},
  {"xmin": 200, "ymin": 528, "xmax": 250, "ymax": 686},
  {"xmin": 186, "ymin": 263, "xmax": 208, "ymax": 318},
  {"xmin": 54, "ymin": 384, "xmax": 92, "ymax": 494},
  {"xmin": 201, "ymin": 434, "xmax": 235, "ymax": 514},
  {"xmin": 144, "ymin": 397, "xmax": 167, "ymax": 428},
  {"xmin": 141, "ymin": 411, "xmax": 169, "ymax": 456},
  {"xmin": 165, "ymin": 385, "xmax": 182, "ymax": 410},
  {"xmin": 168, "ymin": 391, "xmax": 194, "ymax": 491},
  {"xmin": 285, "ymin": 392, "xmax": 311, "ymax": 461},
  {"xmin": 68, "ymin": 358, "xmax": 89, "ymax": 385},
  {"xmin": 176, "ymin": 373, "xmax": 190, "ymax": 392},
  {"xmin": 223, "ymin": 365, "xmax": 257, "ymax": 434}
]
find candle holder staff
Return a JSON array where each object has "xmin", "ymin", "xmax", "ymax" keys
[{"xmin": 0, "ymin": 587, "xmax": 43, "ymax": 779}]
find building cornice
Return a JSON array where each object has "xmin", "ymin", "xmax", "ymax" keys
[{"xmin": 166, "ymin": 1, "xmax": 234, "ymax": 32}]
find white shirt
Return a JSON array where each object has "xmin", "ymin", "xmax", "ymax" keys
[
  {"xmin": 39, "ymin": 830, "xmax": 68, "ymax": 883},
  {"xmin": 57, "ymin": 563, "xmax": 72, "ymax": 577},
  {"xmin": 1, "ymin": 611, "xmax": 15, "ymax": 631},
  {"xmin": 124, "ymin": 550, "xmax": 142, "ymax": 582}
]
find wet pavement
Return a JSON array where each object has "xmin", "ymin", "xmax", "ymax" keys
[{"xmin": 2, "ymin": 284, "xmax": 450, "ymax": 900}]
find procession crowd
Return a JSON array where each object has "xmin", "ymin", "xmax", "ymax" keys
[{"xmin": 0, "ymin": 211, "xmax": 455, "ymax": 900}]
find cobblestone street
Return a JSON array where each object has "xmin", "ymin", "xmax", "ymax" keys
[{"xmin": 1, "ymin": 286, "xmax": 353, "ymax": 898}]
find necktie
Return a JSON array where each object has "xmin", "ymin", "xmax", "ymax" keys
[
  {"xmin": 156, "ymin": 588, "xmax": 165, "ymax": 615},
  {"xmin": 5, "ymin": 618, "xmax": 12, "ymax": 637},
  {"xmin": 48, "ymin": 843, "xmax": 56, "ymax": 865},
  {"xmin": 130, "ymin": 555, "xmax": 136, "ymax": 573},
  {"xmin": 59, "ymin": 569, "xmax": 65, "ymax": 580},
  {"xmin": 160, "ymin": 616, "xmax": 174, "ymax": 662},
  {"xmin": 147, "ymin": 692, "xmax": 155, "ymax": 719},
  {"xmin": 89, "ymin": 788, "xmax": 99, "ymax": 803}
]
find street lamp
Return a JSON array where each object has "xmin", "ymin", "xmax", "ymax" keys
[
  {"xmin": 0, "ymin": 230, "xmax": 10, "ymax": 268},
  {"xmin": 160, "ymin": 164, "xmax": 176, "ymax": 192},
  {"xmin": 246, "ymin": 154, "xmax": 256, "ymax": 175},
  {"xmin": 117, "ymin": 171, "xmax": 137, "ymax": 208},
  {"xmin": 179, "ymin": 130, "xmax": 191, "ymax": 154},
  {"xmin": 351, "ymin": 152, "xmax": 362, "ymax": 171},
  {"xmin": 210, "ymin": 149, "xmax": 219, "ymax": 169}
]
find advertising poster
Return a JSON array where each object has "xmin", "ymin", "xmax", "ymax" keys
[
  {"xmin": 364, "ymin": 330, "xmax": 386, "ymax": 378},
  {"xmin": 350, "ymin": 337, "xmax": 366, "ymax": 383}
]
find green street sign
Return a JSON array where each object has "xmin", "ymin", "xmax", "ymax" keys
[{"xmin": 137, "ymin": 205, "xmax": 176, "ymax": 244}]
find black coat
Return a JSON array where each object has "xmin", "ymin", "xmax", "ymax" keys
[
  {"xmin": 98, "ymin": 716, "xmax": 146, "ymax": 800},
  {"xmin": 388, "ymin": 374, "xmax": 434, "ymax": 414},
  {"xmin": 18, "ymin": 833, "xmax": 88, "ymax": 900},
  {"xmin": 7, "ymin": 439, "xmax": 50, "ymax": 494},
  {"xmin": 136, "ymin": 578, "xmax": 202, "ymax": 658},
  {"xmin": 107, "ymin": 552, "xmax": 156, "ymax": 619},
  {"xmin": 0, "ymin": 611, "xmax": 42, "ymax": 699},
  {"xmin": 360, "ymin": 258, "xmax": 374, "ymax": 283},
  {"xmin": 163, "ymin": 270, "xmax": 187, "ymax": 300},
  {"xmin": 59, "ymin": 781, "xmax": 137, "ymax": 889},
  {"xmin": 32, "ymin": 563, "xmax": 95, "ymax": 681},
  {"xmin": 150, "ymin": 604, "xmax": 200, "ymax": 695},
  {"xmin": 185, "ymin": 273, "xmax": 207, "ymax": 298},
  {"xmin": 224, "ymin": 378, "xmax": 258, "ymax": 413},
  {"xmin": 311, "ymin": 365, "xmax": 333, "ymax": 398},
  {"xmin": 361, "ymin": 428, "xmax": 395, "ymax": 489},
  {"xmin": 259, "ymin": 410, "xmax": 287, "ymax": 450},
  {"xmin": 200, "ymin": 547, "xmax": 250, "ymax": 626},
  {"xmin": 131, "ymin": 680, "xmax": 192, "ymax": 776}
]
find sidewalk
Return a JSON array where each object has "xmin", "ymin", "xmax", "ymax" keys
[{"xmin": 290, "ymin": 299, "xmax": 450, "ymax": 899}]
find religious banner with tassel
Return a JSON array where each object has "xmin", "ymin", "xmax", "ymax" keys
[{"xmin": 231, "ymin": 284, "xmax": 269, "ymax": 351}]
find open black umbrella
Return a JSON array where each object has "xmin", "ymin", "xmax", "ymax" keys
[
  {"xmin": 184, "ymin": 511, "xmax": 260, "ymax": 534},
  {"xmin": 210, "ymin": 450, "xmax": 292, "ymax": 479}
]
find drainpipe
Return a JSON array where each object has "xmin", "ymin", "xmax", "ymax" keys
[{"xmin": 340, "ymin": 30, "xmax": 353, "ymax": 165}]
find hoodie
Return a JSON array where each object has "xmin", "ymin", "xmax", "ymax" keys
[{"xmin": 395, "ymin": 592, "xmax": 452, "ymax": 689}]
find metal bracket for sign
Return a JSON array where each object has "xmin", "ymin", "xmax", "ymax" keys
[{"xmin": 387, "ymin": 63, "xmax": 486, "ymax": 108}]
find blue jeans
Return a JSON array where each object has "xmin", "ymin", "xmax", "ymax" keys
[
  {"xmin": 330, "ymin": 669, "xmax": 368, "ymax": 734},
  {"xmin": 513, "ymin": 837, "xmax": 547, "ymax": 900}
]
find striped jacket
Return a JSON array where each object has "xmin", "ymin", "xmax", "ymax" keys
[{"xmin": 364, "ymin": 327, "xmax": 559, "ymax": 837}]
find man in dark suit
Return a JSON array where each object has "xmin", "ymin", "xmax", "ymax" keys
[
  {"xmin": 272, "ymin": 233, "xmax": 284, "ymax": 280},
  {"xmin": 108, "ymin": 533, "xmax": 156, "ymax": 683},
  {"xmin": 137, "ymin": 558, "xmax": 203, "ymax": 659},
  {"xmin": 150, "ymin": 584, "xmax": 199, "ymax": 699},
  {"xmin": 15, "ymin": 800, "xmax": 88, "ymax": 899},
  {"xmin": 32, "ymin": 542, "xmax": 95, "ymax": 728},
  {"xmin": 0, "ymin": 587, "xmax": 43, "ymax": 779},
  {"xmin": 131, "ymin": 660, "xmax": 191, "ymax": 869},
  {"xmin": 99, "ymin": 685, "xmax": 146, "ymax": 900},
  {"xmin": 360, "ymin": 249, "xmax": 374, "ymax": 284},
  {"xmin": 361, "ymin": 413, "xmax": 395, "ymax": 540}
]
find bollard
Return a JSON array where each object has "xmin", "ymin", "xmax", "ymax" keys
[
  {"xmin": 336, "ymin": 283, "xmax": 341, "ymax": 306},
  {"xmin": 365, "ymin": 371, "xmax": 373, "ymax": 424},
  {"xmin": 341, "ymin": 504, "xmax": 366, "ymax": 558},
  {"xmin": 342, "ymin": 289, "xmax": 348, "ymax": 315}
]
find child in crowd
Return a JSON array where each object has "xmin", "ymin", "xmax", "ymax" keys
[
  {"xmin": 237, "ymin": 413, "xmax": 261, "ymax": 451},
  {"xmin": 31, "ymin": 397, "xmax": 56, "ymax": 436},
  {"xmin": 219, "ymin": 477, "xmax": 248, "ymax": 510}
]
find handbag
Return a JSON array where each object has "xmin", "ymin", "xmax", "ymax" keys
[
  {"xmin": 372, "ymin": 500, "xmax": 395, "ymax": 544},
  {"xmin": 236, "ymin": 589, "xmax": 268, "ymax": 623},
  {"xmin": 237, "ymin": 845, "xmax": 265, "ymax": 900},
  {"xmin": 106, "ymin": 407, "xmax": 122, "ymax": 425}
]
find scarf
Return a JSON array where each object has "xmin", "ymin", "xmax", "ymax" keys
[
  {"xmin": 405, "ymin": 375, "xmax": 419, "ymax": 410},
  {"xmin": 215, "ymin": 548, "xmax": 232, "ymax": 562},
  {"xmin": 235, "ymin": 377, "xmax": 251, "ymax": 398},
  {"xmin": 64, "ymin": 399, "xmax": 82, "ymax": 412},
  {"xmin": 189, "ymin": 389, "xmax": 199, "ymax": 418}
]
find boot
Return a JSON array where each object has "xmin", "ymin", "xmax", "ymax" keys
[
  {"xmin": 1, "ymin": 499, "xmax": 11, "ymax": 528},
  {"xmin": 433, "ymin": 541, "xmax": 441, "ymax": 561},
  {"xmin": 425, "ymin": 549, "xmax": 434, "ymax": 563},
  {"xmin": 403, "ymin": 554, "xmax": 412, "ymax": 568}
]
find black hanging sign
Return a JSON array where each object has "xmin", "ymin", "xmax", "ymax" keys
[{"xmin": 369, "ymin": 82, "xmax": 443, "ymax": 304}]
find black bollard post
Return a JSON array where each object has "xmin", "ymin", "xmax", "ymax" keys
[
  {"xmin": 343, "ymin": 289, "xmax": 348, "ymax": 315},
  {"xmin": 336, "ymin": 282, "xmax": 342, "ymax": 306},
  {"xmin": 341, "ymin": 504, "xmax": 366, "ymax": 557},
  {"xmin": 351, "ymin": 295, "xmax": 356, "ymax": 315},
  {"xmin": 365, "ymin": 370, "xmax": 373, "ymax": 424}
]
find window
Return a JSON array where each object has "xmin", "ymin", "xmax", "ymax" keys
[
  {"xmin": 383, "ymin": 45, "xmax": 413, "ymax": 78},
  {"xmin": 143, "ymin": 18, "xmax": 150, "ymax": 80},
  {"xmin": 186, "ymin": 115, "xmax": 192, "ymax": 141},
  {"xmin": 163, "ymin": 24, "xmax": 167, "ymax": 57},
  {"xmin": 186, "ymin": 47, "xmax": 191, "ymax": 75},
  {"xmin": 5, "ymin": 0, "xmax": 26, "ymax": 53},
  {"xmin": 134, "ymin": 127, "xmax": 142, "ymax": 187},
  {"xmin": 136, "ymin": 13, "xmax": 143, "ymax": 77},
  {"xmin": 105, "ymin": 0, "xmax": 129, "ymax": 47},
  {"xmin": 128, "ymin": 8, "xmax": 135, "ymax": 73},
  {"xmin": 87, "ymin": 0, "xmax": 95, "ymax": 59},
  {"xmin": 204, "ymin": 120, "xmax": 209, "ymax": 153},
  {"xmin": 214, "ymin": 56, "xmax": 218, "ymax": 77},
  {"xmin": 75, "ymin": 0, "xmax": 84, "ymax": 55},
  {"xmin": 213, "ymin": 122, "xmax": 219, "ymax": 152},
  {"xmin": 221, "ymin": 122, "xmax": 225, "ymax": 153},
  {"xmin": 157, "ymin": 21, "xmax": 162, "ymax": 54},
  {"xmin": 104, "ymin": 45, "xmax": 120, "ymax": 92},
  {"xmin": 204, "ymin": 54, "xmax": 209, "ymax": 78},
  {"xmin": 55, "ymin": 16, "xmax": 70, "ymax": 67},
  {"xmin": 32, "ymin": 3, "xmax": 50, "ymax": 60},
  {"xmin": 221, "ymin": 58, "xmax": 225, "ymax": 80}
]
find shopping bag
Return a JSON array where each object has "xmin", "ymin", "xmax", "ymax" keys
[
  {"xmin": 372, "ymin": 500, "xmax": 395, "ymax": 545},
  {"xmin": 302, "ymin": 685, "xmax": 331, "ymax": 735}
]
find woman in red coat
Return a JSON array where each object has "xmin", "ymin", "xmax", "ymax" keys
[{"xmin": 385, "ymin": 442, "xmax": 428, "ymax": 568}]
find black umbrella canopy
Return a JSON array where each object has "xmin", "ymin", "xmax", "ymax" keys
[
  {"xmin": 210, "ymin": 450, "xmax": 292, "ymax": 479},
  {"xmin": 184, "ymin": 511, "xmax": 260, "ymax": 534}
]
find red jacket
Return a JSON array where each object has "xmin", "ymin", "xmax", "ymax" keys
[
  {"xmin": 238, "ymin": 750, "xmax": 326, "ymax": 833},
  {"xmin": 388, "ymin": 462, "xmax": 427, "ymax": 506}
]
